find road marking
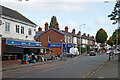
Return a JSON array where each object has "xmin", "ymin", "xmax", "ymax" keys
[
  {"xmin": 83, "ymin": 58, "xmax": 109, "ymax": 78},
  {"xmin": 98, "ymin": 76, "xmax": 104, "ymax": 78}
]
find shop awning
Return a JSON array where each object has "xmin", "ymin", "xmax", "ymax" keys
[{"xmin": 5, "ymin": 45, "xmax": 23, "ymax": 54}]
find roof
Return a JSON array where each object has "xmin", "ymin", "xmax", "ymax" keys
[
  {"xmin": 34, "ymin": 28, "xmax": 95, "ymax": 41},
  {"xmin": 34, "ymin": 28, "xmax": 71, "ymax": 39},
  {"xmin": 0, "ymin": 5, "xmax": 37, "ymax": 26}
]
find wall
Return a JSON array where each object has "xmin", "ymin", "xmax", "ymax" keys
[
  {"xmin": 51, "ymin": 48, "xmax": 63, "ymax": 56},
  {"xmin": 38, "ymin": 29, "xmax": 65, "ymax": 47},
  {"xmin": 1, "ymin": 18, "xmax": 36, "ymax": 41},
  {"xmin": 0, "ymin": 37, "xmax": 1, "ymax": 56},
  {"xmin": 1, "ymin": 40, "xmax": 6, "ymax": 55}
]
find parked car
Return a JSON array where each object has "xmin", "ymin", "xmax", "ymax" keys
[
  {"xmin": 106, "ymin": 50, "xmax": 111, "ymax": 54},
  {"xmin": 113, "ymin": 50, "xmax": 120, "ymax": 55},
  {"xmin": 89, "ymin": 51, "xmax": 96, "ymax": 56}
]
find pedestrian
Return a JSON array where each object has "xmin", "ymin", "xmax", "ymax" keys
[
  {"xmin": 25, "ymin": 53, "xmax": 29, "ymax": 64},
  {"xmin": 60, "ymin": 53, "xmax": 63, "ymax": 60}
]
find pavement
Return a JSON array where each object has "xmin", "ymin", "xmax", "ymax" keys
[
  {"xmin": 2, "ymin": 58, "xmax": 60, "ymax": 71},
  {"xmin": 87, "ymin": 55, "xmax": 119, "ymax": 79}
]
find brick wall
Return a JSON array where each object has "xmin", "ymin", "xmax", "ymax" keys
[
  {"xmin": 37, "ymin": 29, "xmax": 65, "ymax": 47},
  {"xmin": 50, "ymin": 48, "xmax": 63, "ymax": 56},
  {"xmin": 36, "ymin": 29, "xmax": 65, "ymax": 55},
  {"xmin": 2, "ymin": 40, "xmax": 6, "ymax": 55}
]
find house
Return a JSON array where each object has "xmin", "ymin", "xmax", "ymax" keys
[
  {"xmin": 0, "ymin": 5, "xmax": 41, "ymax": 61},
  {"xmin": 34, "ymin": 22, "xmax": 73, "ymax": 56},
  {"xmin": 34, "ymin": 21, "xmax": 95, "ymax": 56}
]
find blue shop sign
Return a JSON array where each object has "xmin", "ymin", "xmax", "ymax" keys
[
  {"xmin": 6, "ymin": 40, "xmax": 41, "ymax": 46},
  {"xmin": 48, "ymin": 43, "xmax": 72, "ymax": 48},
  {"xmin": 66, "ymin": 44, "xmax": 72, "ymax": 47},
  {"xmin": 48, "ymin": 43, "xmax": 63, "ymax": 48}
]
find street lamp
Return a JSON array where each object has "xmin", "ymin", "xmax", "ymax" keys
[{"xmin": 79, "ymin": 24, "xmax": 85, "ymax": 55}]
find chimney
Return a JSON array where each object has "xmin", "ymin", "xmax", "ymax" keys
[
  {"xmin": 65, "ymin": 26, "xmax": 68, "ymax": 33},
  {"xmin": 45, "ymin": 22, "xmax": 48, "ymax": 31},
  {"xmin": 55, "ymin": 22, "xmax": 59, "ymax": 30},
  {"xmin": 38, "ymin": 27, "xmax": 42, "ymax": 32},
  {"xmin": 77, "ymin": 31, "xmax": 81, "ymax": 36},
  {"xmin": 72, "ymin": 29, "xmax": 75, "ymax": 34},
  {"xmin": 88, "ymin": 34, "xmax": 90, "ymax": 38}
]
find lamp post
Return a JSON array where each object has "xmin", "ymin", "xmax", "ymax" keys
[{"xmin": 79, "ymin": 24, "xmax": 85, "ymax": 55}]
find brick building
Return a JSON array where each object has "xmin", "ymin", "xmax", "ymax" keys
[{"xmin": 34, "ymin": 22, "xmax": 95, "ymax": 56}]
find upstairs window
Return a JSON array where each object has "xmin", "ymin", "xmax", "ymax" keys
[
  {"xmin": 5, "ymin": 22, "xmax": 10, "ymax": 32},
  {"xmin": 16, "ymin": 25, "xmax": 19, "ymax": 33},
  {"xmin": 48, "ymin": 36, "xmax": 51, "ymax": 42},
  {"xmin": 21, "ymin": 26, "xmax": 24, "ymax": 34},
  {"xmin": 28, "ymin": 28, "xmax": 32, "ymax": 35}
]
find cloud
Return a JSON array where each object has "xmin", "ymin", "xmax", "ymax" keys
[
  {"xmin": 95, "ymin": 17, "xmax": 111, "ymax": 26},
  {"xmin": 0, "ymin": 0, "xmax": 89, "ymax": 12}
]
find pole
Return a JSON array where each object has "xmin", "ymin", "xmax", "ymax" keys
[{"xmin": 80, "ymin": 26, "xmax": 81, "ymax": 55}]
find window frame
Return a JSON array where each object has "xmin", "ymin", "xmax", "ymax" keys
[
  {"xmin": 16, "ymin": 25, "xmax": 19, "ymax": 33},
  {"xmin": 21, "ymin": 26, "xmax": 24, "ymax": 34},
  {"xmin": 5, "ymin": 22, "xmax": 10, "ymax": 32}
]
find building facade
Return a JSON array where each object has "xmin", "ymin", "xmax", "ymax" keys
[
  {"xmin": 35, "ymin": 22, "xmax": 95, "ymax": 56},
  {"xmin": 0, "ymin": 5, "xmax": 41, "ymax": 61}
]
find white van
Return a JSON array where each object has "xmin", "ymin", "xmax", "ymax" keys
[{"xmin": 70, "ymin": 47, "xmax": 79, "ymax": 56}]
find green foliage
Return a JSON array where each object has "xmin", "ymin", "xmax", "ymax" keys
[
  {"xmin": 112, "ymin": 27, "xmax": 120, "ymax": 45},
  {"xmin": 81, "ymin": 47, "xmax": 86, "ymax": 53},
  {"xmin": 108, "ymin": 1, "xmax": 120, "ymax": 24},
  {"xmin": 107, "ymin": 36, "xmax": 113, "ymax": 46},
  {"xmin": 89, "ymin": 48, "xmax": 94, "ymax": 51},
  {"xmin": 96, "ymin": 28, "xmax": 108, "ymax": 44},
  {"xmin": 77, "ymin": 46, "xmax": 86, "ymax": 53},
  {"xmin": 49, "ymin": 16, "xmax": 57, "ymax": 28},
  {"xmin": 86, "ymin": 45, "xmax": 90, "ymax": 52}
]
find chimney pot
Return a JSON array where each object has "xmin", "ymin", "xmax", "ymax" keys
[
  {"xmin": 45, "ymin": 22, "xmax": 48, "ymax": 31},
  {"xmin": 72, "ymin": 29, "xmax": 75, "ymax": 34},
  {"xmin": 65, "ymin": 26, "xmax": 68, "ymax": 33},
  {"xmin": 55, "ymin": 22, "xmax": 59, "ymax": 30},
  {"xmin": 38, "ymin": 27, "xmax": 42, "ymax": 32}
]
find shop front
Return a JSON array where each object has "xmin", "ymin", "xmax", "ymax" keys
[
  {"xmin": 2, "ymin": 39, "xmax": 41, "ymax": 62},
  {"xmin": 66, "ymin": 43, "xmax": 72, "ymax": 53},
  {"xmin": 48, "ymin": 43, "xmax": 72, "ymax": 55}
]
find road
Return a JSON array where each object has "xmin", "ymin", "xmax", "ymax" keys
[{"xmin": 2, "ymin": 54, "xmax": 108, "ymax": 78}]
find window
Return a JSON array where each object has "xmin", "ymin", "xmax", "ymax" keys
[
  {"xmin": 21, "ymin": 26, "xmax": 24, "ymax": 34},
  {"xmin": 48, "ymin": 36, "xmax": 50, "ymax": 42},
  {"xmin": 5, "ymin": 22, "xmax": 10, "ymax": 32},
  {"xmin": 16, "ymin": 25, "xmax": 19, "ymax": 33},
  {"xmin": 68, "ymin": 36, "xmax": 70, "ymax": 43},
  {"xmin": 28, "ymin": 28, "xmax": 32, "ymax": 35}
]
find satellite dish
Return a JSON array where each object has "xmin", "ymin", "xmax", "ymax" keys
[{"xmin": 0, "ymin": 20, "xmax": 2, "ymax": 26}]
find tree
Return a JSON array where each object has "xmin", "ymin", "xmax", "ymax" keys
[
  {"xmin": 107, "ymin": 36, "xmax": 113, "ymax": 46},
  {"xmin": 108, "ymin": 1, "xmax": 120, "ymax": 24},
  {"xmin": 112, "ymin": 27, "xmax": 120, "ymax": 45},
  {"xmin": 108, "ymin": 1, "xmax": 120, "ymax": 60},
  {"xmin": 86, "ymin": 45, "xmax": 90, "ymax": 53},
  {"xmin": 49, "ymin": 16, "xmax": 58, "ymax": 28},
  {"xmin": 96, "ymin": 28, "xmax": 108, "ymax": 46}
]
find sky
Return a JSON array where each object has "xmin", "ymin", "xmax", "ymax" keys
[{"xmin": 0, "ymin": 0, "xmax": 118, "ymax": 39}]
